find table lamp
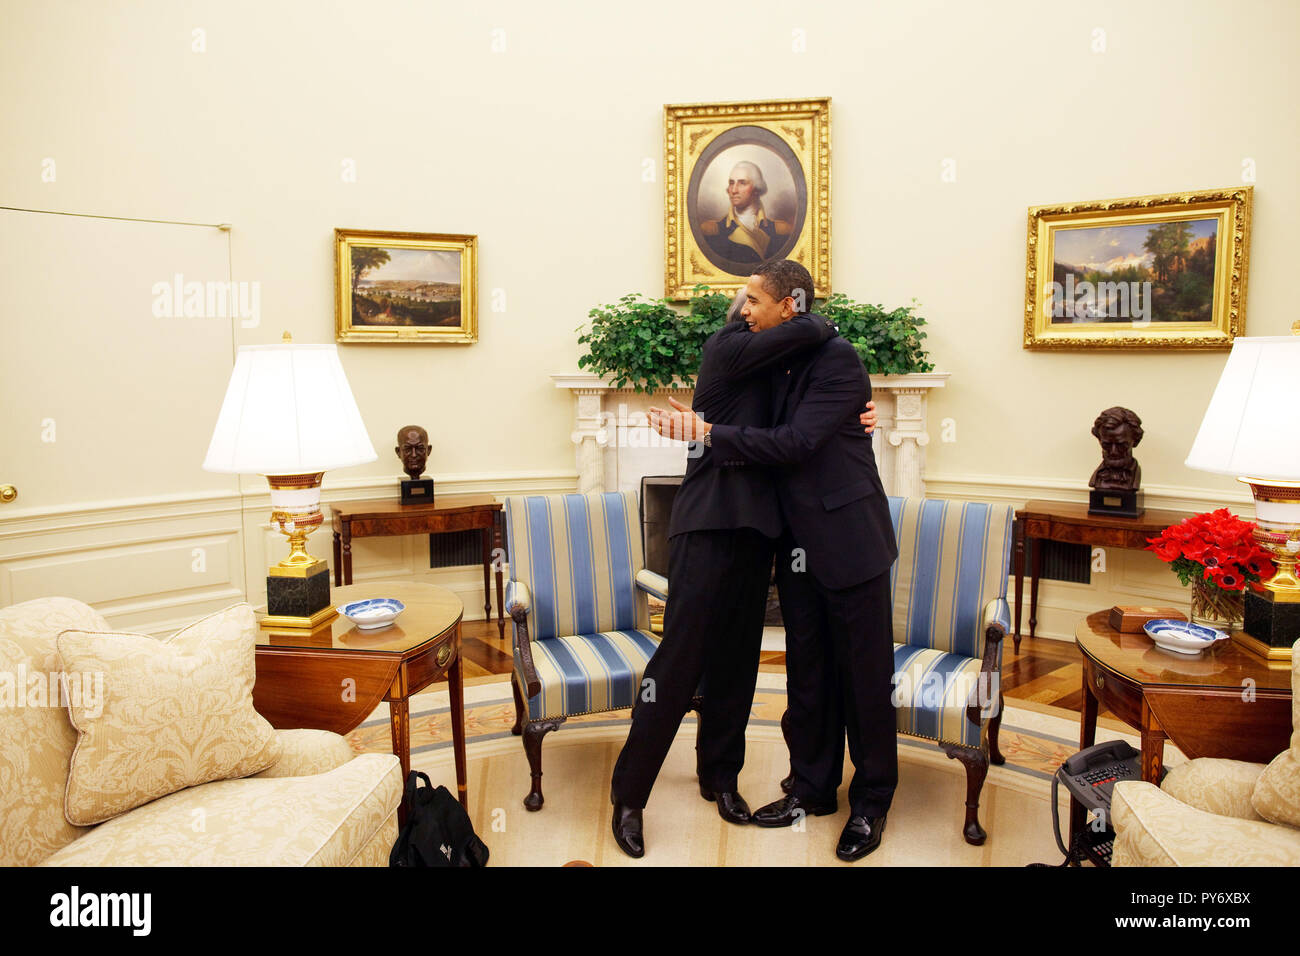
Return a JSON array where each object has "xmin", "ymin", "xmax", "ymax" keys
[
  {"xmin": 204, "ymin": 334, "xmax": 377, "ymax": 628},
  {"xmin": 1185, "ymin": 333, "xmax": 1300, "ymax": 660}
]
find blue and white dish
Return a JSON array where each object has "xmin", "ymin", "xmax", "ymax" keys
[
  {"xmin": 1142, "ymin": 618, "xmax": 1229, "ymax": 655},
  {"xmin": 339, "ymin": 598, "xmax": 405, "ymax": 630}
]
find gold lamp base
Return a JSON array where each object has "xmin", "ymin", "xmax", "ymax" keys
[
  {"xmin": 261, "ymin": 472, "xmax": 335, "ymax": 629},
  {"xmin": 261, "ymin": 604, "xmax": 338, "ymax": 630},
  {"xmin": 1235, "ymin": 478, "xmax": 1300, "ymax": 662},
  {"xmin": 1231, "ymin": 628, "xmax": 1292, "ymax": 664}
]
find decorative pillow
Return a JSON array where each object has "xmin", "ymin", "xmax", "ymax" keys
[
  {"xmin": 1251, "ymin": 648, "xmax": 1300, "ymax": 829},
  {"xmin": 57, "ymin": 604, "xmax": 281, "ymax": 826},
  {"xmin": 1252, "ymin": 749, "xmax": 1300, "ymax": 829}
]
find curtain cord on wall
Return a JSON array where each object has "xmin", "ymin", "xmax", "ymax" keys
[{"xmin": 0, "ymin": 205, "xmax": 229, "ymax": 230}]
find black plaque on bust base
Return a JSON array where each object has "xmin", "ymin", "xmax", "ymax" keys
[
  {"xmin": 1088, "ymin": 489, "xmax": 1145, "ymax": 518},
  {"xmin": 1242, "ymin": 587, "xmax": 1300, "ymax": 653},
  {"xmin": 401, "ymin": 477, "xmax": 435, "ymax": 505}
]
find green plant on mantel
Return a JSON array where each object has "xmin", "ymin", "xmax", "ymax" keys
[
  {"xmin": 576, "ymin": 286, "xmax": 933, "ymax": 392},
  {"xmin": 576, "ymin": 289, "xmax": 725, "ymax": 391},
  {"xmin": 818, "ymin": 293, "xmax": 935, "ymax": 376}
]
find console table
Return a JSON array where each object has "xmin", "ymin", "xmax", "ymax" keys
[
  {"xmin": 330, "ymin": 494, "xmax": 505, "ymax": 639},
  {"xmin": 1013, "ymin": 500, "xmax": 1190, "ymax": 652}
]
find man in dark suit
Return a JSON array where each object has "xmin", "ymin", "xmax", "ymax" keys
[
  {"xmin": 609, "ymin": 288, "xmax": 877, "ymax": 859},
  {"xmin": 652, "ymin": 259, "xmax": 899, "ymax": 862}
]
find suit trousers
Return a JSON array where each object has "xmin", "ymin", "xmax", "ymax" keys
[
  {"xmin": 611, "ymin": 528, "xmax": 774, "ymax": 809},
  {"xmin": 774, "ymin": 532, "xmax": 898, "ymax": 817}
]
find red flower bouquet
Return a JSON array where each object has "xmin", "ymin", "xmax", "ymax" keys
[
  {"xmin": 1146, "ymin": 508, "xmax": 1276, "ymax": 626},
  {"xmin": 1146, "ymin": 509, "xmax": 1275, "ymax": 589}
]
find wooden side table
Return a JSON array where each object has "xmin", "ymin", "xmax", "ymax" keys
[
  {"xmin": 1070, "ymin": 610, "xmax": 1292, "ymax": 839},
  {"xmin": 331, "ymin": 494, "xmax": 505, "ymax": 640},
  {"xmin": 253, "ymin": 581, "xmax": 469, "ymax": 813},
  {"xmin": 1013, "ymin": 500, "xmax": 1191, "ymax": 652}
]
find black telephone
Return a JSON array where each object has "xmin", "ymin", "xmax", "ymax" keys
[
  {"xmin": 1037, "ymin": 740, "xmax": 1154, "ymax": 867},
  {"xmin": 1058, "ymin": 740, "xmax": 1143, "ymax": 813}
]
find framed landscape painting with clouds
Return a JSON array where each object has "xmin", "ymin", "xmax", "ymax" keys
[
  {"xmin": 1023, "ymin": 187, "xmax": 1251, "ymax": 349},
  {"xmin": 335, "ymin": 229, "xmax": 477, "ymax": 343}
]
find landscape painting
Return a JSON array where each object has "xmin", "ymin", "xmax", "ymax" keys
[
  {"xmin": 335, "ymin": 229, "xmax": 477, "ymax": 343},
  {"xmin": 1050, "ymin": 219, "xmax": 1218, "ymax": 324},
  {"xmin": 1023, "ymin": 187, "xmax": 1252, "ymax": 350}
]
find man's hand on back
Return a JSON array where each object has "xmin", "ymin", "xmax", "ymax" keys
[
  {"xmin": 860, "ymin": 400, "xmax": 877, "ymax": 434},
  {"xmin": 649, "ymin": 396, "xmax": 711, "ymax": 441},
  {"xmin": 651, "ymin": 397, "xmax": 875, "ymax": 440}
]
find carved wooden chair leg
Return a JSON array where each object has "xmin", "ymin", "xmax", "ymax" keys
[
  {"xmin": 779, "ymin": 707, "xmax": 794, "ymax": 795},
  {"xmin": 522, "ymin": 717, "xmax": 564, "ymax": 811},
  {"xmin": 942, "ymin": 742, "xmax": 990, "ymax": 845},
  {"xmin": 988, "ymin": 692, "xmax": 1006, "ymax": 766},
  {"xmin": 510, "ymin": 678, "xmax": 526, "ymax": 737}
]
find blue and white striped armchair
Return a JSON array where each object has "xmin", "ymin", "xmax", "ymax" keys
[
  {"xmin": 503, "ymin": 491, "xmax": 668, "ymax": 810},
  {"xmin": 886, "ymin": 496, "xmax": 1014, "ymax": 845},
  {"xmin": 780, "ymin": 496, "xmax": 1014, "ymax": 843}
]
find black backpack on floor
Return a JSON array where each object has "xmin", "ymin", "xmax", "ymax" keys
[{"xmin": 389, "ymin": 771, "xmax": 489, "ymax": 867}]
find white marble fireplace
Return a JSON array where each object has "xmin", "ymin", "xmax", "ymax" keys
[{"xmin": 551, "ymin": 371, "xmax": 950, "ymax": 497}]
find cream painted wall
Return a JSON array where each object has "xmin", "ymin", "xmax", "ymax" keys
[{"xmin": 2, "ymin": 0, "xmax": 1297, "ymax": 634}]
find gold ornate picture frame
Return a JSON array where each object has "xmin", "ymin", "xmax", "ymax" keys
[
  {"xmin": 664, "ymin": 98, "xmax": 830, "ymax": 299},
  {"xmin": 335, "ymin": 228, "xmax": 477, "ymax": 344},
  {"xmin": 1023, "ymin": 187, "xmax": 1251, "ymax": 350}
]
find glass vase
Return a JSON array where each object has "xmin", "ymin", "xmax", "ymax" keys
[{"xmin": 1189, "ymin": 579, "xmax": 1244, "ymax": 630}]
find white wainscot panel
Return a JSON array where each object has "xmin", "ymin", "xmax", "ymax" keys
[{"xmin": 1, "ymin": 531, "xmax": 245, "ymax": 626}]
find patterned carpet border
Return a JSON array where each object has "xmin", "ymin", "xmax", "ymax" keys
[{"xmin": 347, "ymin": 683, "xmax": 1104, "ymax": 783}]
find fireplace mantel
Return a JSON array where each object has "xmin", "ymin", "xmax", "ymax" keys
[{"xmin": 552, "ymin": 371, "xmax": 949, "ymax": 498}]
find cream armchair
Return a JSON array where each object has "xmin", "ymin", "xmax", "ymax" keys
[
  {"xmin": 0, "ymin": 596, "xmax": 402, "ymax": 867},
  {"xmin": 1111, "ymin": 641, "xmax": 1300, "ymax": 866}
]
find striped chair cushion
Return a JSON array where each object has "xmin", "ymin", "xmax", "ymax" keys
[
  {"xmin": 504, "ymin": 492, "xmax": 647, "ymax": 642},
  {"xmin": 517, "ymin": 629, "xmax": 662, "ymax": 721},
  {"xmin": 892, "ymin": 643, "xmax": 992, "ymax": 749},
  {"xmin": 887, "ymin": 497, "xmax": 1014, "ymax": 659}
]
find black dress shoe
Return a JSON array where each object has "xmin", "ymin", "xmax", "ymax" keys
[
  {"xmin": 836, "ymin": 814, "xmax": 887, "ymax": 861},
  {"xmin": 699, "ymin": 786, "xmax": 752, "ymax": 825},
  {"xmin": 610, "ymin": 789, "xmax": 645, "ymax": 858},
  {"xmin": 752, "ymin": 793, "xmax": 837, "ymax": 828},
  {"xmin": 779, "ymin": 772, "xmax": 794, "ymax": 795}
]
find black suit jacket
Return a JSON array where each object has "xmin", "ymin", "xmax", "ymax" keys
[
  {"xmin": 667, "ymin": 314, "xmax": 837, "ymax": 540},
  {"xmin": 708, "ymin": 335, "xmax": 898, "ymax": 590}
]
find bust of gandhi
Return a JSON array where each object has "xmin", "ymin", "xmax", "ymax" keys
[
  {"xmin": 1088, "ymin": 407, "xmax": 1143, "ymax": 492},
  {"xmin": 395, "ymin": 425, "xmax": 429, "ymax": 480}
]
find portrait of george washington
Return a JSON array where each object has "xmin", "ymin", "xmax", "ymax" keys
[{"xmin": 686, "ymin": 125, "xmax": 807, "ymax": 277}]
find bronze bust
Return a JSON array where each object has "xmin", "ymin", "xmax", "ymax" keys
[
  {"xmin": 1089, "ymin": 407, "xmax": 1143, "ymax": 492},
  {"xmin": 395, "ymin": 425, "xmax": 429, "ymax": 480}
]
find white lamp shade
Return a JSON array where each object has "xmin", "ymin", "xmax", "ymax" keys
[
  {"xmin": 1185, "ymin": 336, "xmax": 1300, "ymax": 481},
  {"xmin": 203, "ymin": 343, "xmax": 377, "ymax": 475}
]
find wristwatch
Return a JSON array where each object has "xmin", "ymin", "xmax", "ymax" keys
[{"xmin": 701, "ymin": 430, "xmax": 712, "ymax": 448}]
